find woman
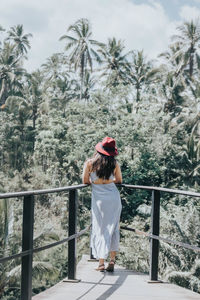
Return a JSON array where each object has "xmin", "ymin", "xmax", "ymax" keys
[{"xmin": 82, "ymin": 136, "xmax": 122, "ymax": 272}]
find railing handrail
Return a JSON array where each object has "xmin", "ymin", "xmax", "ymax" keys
[
  {"xmin": 119, "ymin": 184, "xmax": 200, "ymax": 197},
  {"xmin": 0, "ymin": 183, "xmax": 200, "ymax": 200},
  {"xmin": 0, "ymin": 183, "xmax": 88, "ymax": 199},
  {"xmin": 120, "ymin": 226, "xmax": 200, "ymax": 252},
  {"xmin": 0, "ymin": 224, "xmax": 91, "ymax": 264}
]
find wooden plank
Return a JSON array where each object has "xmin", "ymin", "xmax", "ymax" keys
[{"xmin": 32, "ymin": 255, "xmax": 200, "ymax": 300}]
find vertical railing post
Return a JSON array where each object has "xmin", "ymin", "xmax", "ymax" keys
[
  {"xmin": 150, "ymin": 189, "xmax": 160, "ymax": 282},
  {"xmin": 21, "ymin": 195, "xmax": 34, "ymax": 300},
  {"xmin": 67, "ymin": 189, "xmax": 78, "ymax": 281},
  {"xmin": 90, "ymin": 247, "xmax": 95, "ymax": 259}
]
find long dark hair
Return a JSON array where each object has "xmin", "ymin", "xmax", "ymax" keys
[{"xmin": 91, "ymin": 152, "xmax": 116, "ymax": 179}]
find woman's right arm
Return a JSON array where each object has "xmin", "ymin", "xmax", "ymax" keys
[
  {"xmin": 82, "ymin": 161, "xmax": 91, "ymax": 184},
  {"xmin": 114, "ymin": 162, "xmax": 122, "ymax": 184}
]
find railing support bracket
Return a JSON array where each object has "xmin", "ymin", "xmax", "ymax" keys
[
  {"xmin": 147, "ymin": 280, "xmax": 163, "ymax": 284},
  {"xmin": 63, "ymin": 278, "xmax": 81, "ymax": 283}
]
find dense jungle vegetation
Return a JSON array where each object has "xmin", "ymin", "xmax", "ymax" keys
[{"xmin": 0, "ymin": 18, "xmax": 200, "ymax": 298}]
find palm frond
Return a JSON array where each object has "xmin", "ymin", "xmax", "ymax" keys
[
  {"xmin": 86, "ymin": 49, "xmax": 93, "ymax": 71},
  {"xmin": 90, "ymin": 48, "xmax": 102, "ymax": 64},
  {"xmin": 59, "ymin": 35, "xmax": 77, "ymax": 42},
  {"xmin": 65, "ymin": 41, "xmax": 78, "ymax": 51},
  {"xmin": 89, "ymin": 39, "xmax": 105, "ymax": 48}
]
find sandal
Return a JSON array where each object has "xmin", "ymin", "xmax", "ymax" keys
[
  {"xmin": 106, "ymin": 260, "xmax": 115, "ymax": 272},
  {"xmin": 95, "ymin": 263, "xmax": 105, "ymax": 272}
]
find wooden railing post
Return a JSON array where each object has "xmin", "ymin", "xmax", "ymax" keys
[
  {"xmin": 67, "ymin": 189, "xmax": 78, "ymax": 281},
  {"xmin": 150, "ymin": 190, "xmax": 160, "ymax": 281},
  {"xmin": 21, "ymin": 195, "xmax": 34, "ymax": 300}
]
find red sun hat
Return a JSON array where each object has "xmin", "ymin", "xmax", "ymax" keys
[{"xmin": 95, "ymin": 136, "xmax": 118, "ymax": 156}]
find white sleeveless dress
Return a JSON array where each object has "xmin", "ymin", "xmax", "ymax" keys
[{"xmin": 90, "ymin": 172, "xmax": 122, "ymax": 259}]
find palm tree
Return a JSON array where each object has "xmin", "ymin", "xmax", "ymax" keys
[
  {"xmin": 25, "ymin": 71, "xmax": 43, "ymax": 131},
  {"xmin": 127, "ymin": 50, "xmax": 159, "ymax": 104},
  {"xmin": 42, "ymin": 53, "xmax": 71, "ymax": 94},
  {"xmin": 42, "ymin": 53, "xmax": 62, "ymax": 81},
  {"xmin": 181, "ymin": 126, "xmax": 200, "ymax": 187},
  {"xmin": 160, "ymin": 43, "xmax": 184, "ymax": 72},
  {"xmin": 76, "ymin": 69, "xmax": 97, "ymax": 101},
  {"xmin": 160, "ymin": 70, "xmax": 185, "ymax": 114},
  {"xmin": 49, "ymin": 76, "xmax": 79, "ymax": 115},
  {"xmin": 3, "ymin": 95, "xmax": 33, "ymax": 169},
  {"xmin": 171, "ymin": 19, "xmax": 200, "ymax": 78},
  {"xmin": 59, "ymin": 18, "xmax": 104, "ymax": 99},
  {"xmin": 6, "ymin": 24, "xmax": 32, "ymax": 58},
  {"xmin": 99, "ymin": 37, "xmax": 130, "ymax": 87},
  {"xmin": 159, "ymin": 44, "xmax": 189, "ymax": 114},
  {"xmin": 0, "ymin": 25, "xmax": 5, "ymax": 46},
  {"xmin": 0, "ymin": 42, "xmax": 24, "ymax": 106}
]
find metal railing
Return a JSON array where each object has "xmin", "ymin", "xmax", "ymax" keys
[
  {"xmin": 0, "ymin": 184, "xmax": 89, "ymax": 300},
  {"xmin": 119, "ymin": 184, "xmax": 200, "ymax": 282},
  {"xmin": 0, "ymin": 183, "xmax": 200, "ymax": 299}
]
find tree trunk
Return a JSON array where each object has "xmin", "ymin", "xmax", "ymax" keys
[
  {"xmin": 189, "ymin": 45, "xmax": 194, "ymax": 78},
  {"xmin": 80, "ymin": 75, "xmax": 83, "ymax": 101},
  {"xmin": 80, "ymin": 53, "xmax": 86, "ymax": 101},
  {"xmin": 32, "ymin": 104, "xmax": 37, "ymax": 151},
  {"xmin": 135, "ymin": 84, "xmax": 141, "ymax": 112},
  {"xmin": 0, "ymin": 79, "xmax": 7, "ymax": 106},
  {"xmin": 32, "ymin": 105, "xmax": 37, "ymax": 130},
  {"xmin": 125, "ymin": 98, "xmax": 132, "ymax": 113},
  {"xmin": 136, "ymin": 83, "xmax": 140, "ymax": 103}
]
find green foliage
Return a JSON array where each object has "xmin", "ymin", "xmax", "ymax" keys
[{"xmin": 1, "ymin": 18, "xmax": 200, "ymax": 298}]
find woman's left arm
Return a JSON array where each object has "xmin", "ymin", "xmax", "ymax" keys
[
  {"xmin": 114, "ymin": 162, "xmax": 122, "ymax": 183},
  {"xmin": 82, "ymin": 161, "xmax": 91, "ymax": 184}
]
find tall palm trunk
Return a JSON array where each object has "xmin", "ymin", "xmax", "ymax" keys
[
  {"xmin": 136, "ymin": 83, "xmax": 141, "ymax": 102},
  {"xmin": 80, "ymin": 75, "xmax": 83, "ymax": 101},
  {"xmin": 0, "ymin": 79, "xmax": 8, "ymax": 106},
  {"xmin": 80, "ymin": 54, "xmax": 85, "ymax": 100},
  {"xmin": 189, "ymin": 45, "xmax": 194, "ymax": 77},
  {"xmin": 125, "ymin": 98, "xmax": 132, "ymax": 113},
  {"xmin": 32, "ymin": 104, "xmax": 37, "ymax": 151}
]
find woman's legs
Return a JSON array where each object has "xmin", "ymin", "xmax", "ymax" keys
[
  {"xmin": 99, "ymin": 258, "xmax": 104, "ymax": 266},
  {"xmin": 106, "ymin": 251, "xmax": 116, "ymax": 272},
  {"xmin": 99, "ymin": 251, "xmax": 116, "ymax": 265},
  {"xmin": 96, "ymin": 258, "xmax": 105, "ymax": 271},
  {"xmin": 96, "ymin": 253, "xmax": 117, "ymax": 271},
  {"xmin": 110, "ymin": 251, "xmax": 116, "ymax": 262}
]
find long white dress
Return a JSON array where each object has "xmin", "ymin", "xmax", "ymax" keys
[{"xmin": 90, "ymin": 172, "xmax": 122, "ymax": 259}]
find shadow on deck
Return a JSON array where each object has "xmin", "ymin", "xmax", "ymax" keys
[{"xmin": 33, "ymin": 255, "xmax": 199, "ymax": 300}]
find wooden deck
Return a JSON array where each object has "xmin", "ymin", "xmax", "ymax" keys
[{"xmin": 33, "ymin": 255, "xmax": 200, "ymax": 300}]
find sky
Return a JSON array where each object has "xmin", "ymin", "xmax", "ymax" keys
[{"xmin": 0, "ymin": 0, "xmax": 200, "ymax": 72}]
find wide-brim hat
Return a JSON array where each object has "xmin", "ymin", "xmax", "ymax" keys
[{"xmin": 95, "ymin": 136, "xmax": 118, "ymax": 156}]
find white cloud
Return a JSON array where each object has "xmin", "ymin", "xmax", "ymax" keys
[
  {"xmin": 0, "ymin": 0, "xmax": 183, "ymax": 71},
  {"xmin": 179, "ymin": 5, "xmax": 200, "ymax": 21}
]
